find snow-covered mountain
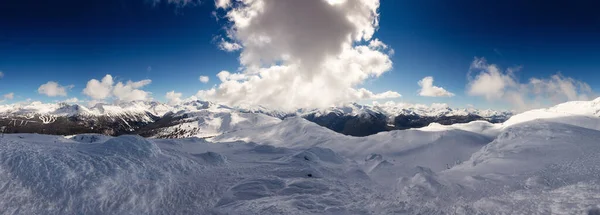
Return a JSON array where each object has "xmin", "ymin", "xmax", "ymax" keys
[
  {"xmin": 0, "ymin": 100, "xmax": 512, "ymax": 137},
  {"xmin": 3, "ymin": 98, "xmax": 600, "ymax": 214},
  {"xmin": 299, "ymin": 102, "xmax": 512, "ymax": 136},
  {"xmin": 140, "ymin": 100, "xmax": 282, "ymax": 138},
  {"xmin": 0, "ymin": 101, "xmax": 172, "ymax": 118},
  {"xmin": 0, "ymin": 101, "xmax": 171, "ymax": 135},
  {"xmin": 295, "ymin": 102, "xmax": 512, "ymax": 119}
]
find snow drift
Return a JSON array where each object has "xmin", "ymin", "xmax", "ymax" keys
[{"xmin": 2, "ymin": 98, "xmax": 600, "ymax": 214}]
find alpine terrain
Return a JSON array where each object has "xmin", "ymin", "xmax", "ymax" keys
[{"xmin": 1, "ymin": 98, "xmax": 599, "ymax": 214}]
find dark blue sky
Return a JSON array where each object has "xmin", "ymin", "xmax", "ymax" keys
[{"xmin": 1, "ymin": 0, "xmax": 599, "ymax": 108}]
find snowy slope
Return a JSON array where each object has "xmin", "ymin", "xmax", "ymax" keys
[
  {"xmin": 415, "ymin": 120, "xmax": 502, "ymax": 138},
  {"xmin": 503, "ymin": 97, "xmax": 600, "ymax": 129},
  {"xmin": 414, "ymin": 97, "xmax": 600, "ymax": 136},
  {"xmin": 213, "ymin": 117, "xmax": 492, "ymax": 174},
  {"xmin": 3, "ymin": 102, "xmax": 600, "ymax": 214},
  {"xmin": 149, "ymin": 100, "xmax": 282, "ymax": 138},
  {"xmin": 0, "ymin": 134, "xmax": 380, "ymax": 214},
  {"xmin": 434, "ymin": 119, "xmax": 600, "ymax": 214},
  {"xmin": 208, "ymin": 99, "xmax": 600, "ymax": 214}
]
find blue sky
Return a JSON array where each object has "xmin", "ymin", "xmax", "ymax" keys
[{"xmin": 1, "ymin": 0, "xmax": 599, "ymax": 110}]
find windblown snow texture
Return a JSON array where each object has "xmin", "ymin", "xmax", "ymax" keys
[{"xmin": 2, "ymin": 99, "xmax": 600, "ymax": 214}]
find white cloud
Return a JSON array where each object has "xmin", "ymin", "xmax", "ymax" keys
[
  {"xmin": 201, "ymin": 0, "xmax": 399, "ymax": 110},
  {"xmin": 467, "ymin": 57, "xmax": 594, "ymax": 111},
  {"xmin": 418, "ymin": 76, "xmax": 455, "ymax": 97},
  {"xmin": 165, "ymin": 91, "xmax": 183, "ymax": 105},
  {"xmin": 3, "ymin": 92, "xmax": 14, "ymax": 100},
  {"xmin": 529, "ymin": 74, "xmax": 593, "ymax": 102},
  {"xmin": 218, "ymin": 39, "xmax": 242, "ymax": 52},
  {"xmin": 387, "ymin": 48, "xmax": 395, "ymax": 56},
  {"xmin": 215, "ymin": 0, "xmax": 231, "ymax": 9},
  {"xmin": 112, "ymin": 80, "xmax": 152, "ymax": 102},
  {"xmin": 216, "ymin": 70, "xmax": 247, "ymax": 82},
  {"xmin": 466, "ymin": 58, "xmax": 518, "ymax": 100},
  {"xmin": 368, "ymin": 39, "xmax": 387, "ymax": 49},
  {"xmin": 38, "ymin": 81, "xmax": 73, "ymax": 97},
  {"xmin": 83, "ymin": 74, "xmax": 152, "ymax": 102},
  {"xmin": 83, "ymin": 75, "xmax": 114, "ymax": 100},
  {"xmin": 199, "ymin": 76, "xmax": 210, "ymax": 83},
  {"xmin": 355, "ymin": 89, "xmax": 401, "ymax": 100},
  {"xmin": 0, "ymin": 71, "xmax": 4, "ymax": 79}
]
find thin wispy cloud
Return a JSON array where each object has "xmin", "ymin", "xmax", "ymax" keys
[
  {"xmin": 467, "ymin": 57, "xmax": 594, "ymax": 111},
  {"xmin": 63, "ymin": 97, "xmax": 79, "ymax": 103},
  {"xmin": 199, "ymin": 76, "xmax": 210, "ymax": 83},
  {"xmin": 218, "ymin": 38, "xmax": 242, "ymax": 52},
  {"xmin": 3, "ymin": 92, "xmax": 14, "ymax": 100}
]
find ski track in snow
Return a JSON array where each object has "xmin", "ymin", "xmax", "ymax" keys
[{"xmin": 2, "ymin": 100, "xmax": 600, "ymax": 214}]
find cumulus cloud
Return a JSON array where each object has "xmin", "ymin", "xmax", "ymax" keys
[
  {"xmin": 165, "ymin": 91, "xmax": 183, "ymax": 105},
  {"xmin": 199, "ymin": 76, "xmax": 210, "ymax": 83},
  {"xmin": 467, "ymin": 58, "xmax": 518, "ymax": 100},
  {"xmin": 200, "ymin": 0, "xmax": 399, "ymax": 110},
  {"xmin": 418, "ymin": 76, "xmax": 455, "ymax": 97},
  {"xmin": 83, "ymin": 75, "xmax": 114, "ymax": 100},
  {"xmin": 467, "ymin": 57, "xmax": 594, "ymax": 111},
  {"xmin": 0, "ymin": 71, "xmax": 4, "ymax": 78},
  {"xmin": 3, "ymin": 92, "xmax": 14, "ymax": 100},
  {"xmin": 83, "ymin": 74, "xmax": 152, "ymax": 102},
  {"xmin": 113, "ymin": 80, "xmax": 152, "ymax": 102},
  {"xmin": 38, "ymin": 81, "xmax": 73, "ymax": 97}
]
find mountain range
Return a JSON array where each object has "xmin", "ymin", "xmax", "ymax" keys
[
  {"xmin": 3, "ymin": 98, "xmax": 600, "ymax": 214},
  {"xmin": 0, "ymin": 100, "xmax": 512, "ymax": 137}
]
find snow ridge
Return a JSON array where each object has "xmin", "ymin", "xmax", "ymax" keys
[{"xmin": 3, "ymin": 98, "xmax": 600, "ymax": 214}]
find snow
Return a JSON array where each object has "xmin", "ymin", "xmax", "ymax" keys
[
  {"xmin": 2, "ymin": 99, "xmax": 600, "ymax": 214},
  {"xmin": 501, "ymin": 97, "xmax": 600, "ymax": 128},
  {"xmin": 66, "ymin": 133, "xmax": 113, "ymax": 143},
  {"xmin": 153, "ymin": 102, "xmax": 282, "ymax": 138},
  {"xmin": 0, "ymin": 101, "xmax": 174, "ymax": 122},
  {"xmin": 371, "ymin": 102, "xmax": 512, "ymax": 118},
  {"xmin": 416, "ymin": 120, "xmax": 502, "ymax": 138},
  {"xmin": 304, "ymin": 103, "xmax": 381, "ymax": 117}
]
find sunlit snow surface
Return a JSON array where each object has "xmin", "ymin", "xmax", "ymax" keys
[{"xmin": 2, "ymin": 107, "xmax": 600, "ymax": 214}]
